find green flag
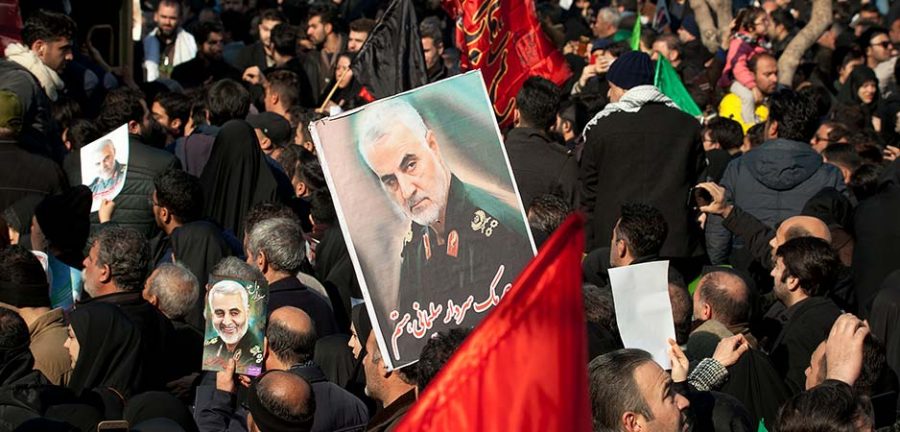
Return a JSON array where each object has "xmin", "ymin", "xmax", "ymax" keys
[
  {"xmin": 654, "ymin": 55, "xmax": 702, "ymax": 117},
  {"xmin": 629, "ymin": 16, "xmax": 641, "ymax": 51},
  {"xmin": 757, "ymin": 419, "xmax": 768, "ymax": 432}
]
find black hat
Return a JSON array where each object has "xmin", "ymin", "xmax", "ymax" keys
[
  {"xmin": 247, "ymin": 112, "xmax": 292, "ymax": 147},
  {"xmin": 34, "ymin": 186, "xmax": 91, "ymax": 256},
  {"xmin": 606, "ymin": 50, "xmax": 654, "ymax": 90}
]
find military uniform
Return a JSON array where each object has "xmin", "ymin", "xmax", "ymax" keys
[
  {"xmin": 202, "ymin": 333, "xmax": 264, "ymax": 375},
  {"xmin": 87, "ymin": 161, "xmax": 127, "ymax": 195},
  {"xmin": 390, "ymin": 175, "xmax": 534, "ymax": 361}
]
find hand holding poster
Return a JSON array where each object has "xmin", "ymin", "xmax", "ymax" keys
[
  {"xmin": 80, "ymin": 124, "xmax": 129, "ymax": 212},
  {"xmin": 311, "ymin": 71, "xmax": 537, "ymax": 370},
  {"xmin": 202, "ymin": 278, "xmax": 268, "ymax": 376}
]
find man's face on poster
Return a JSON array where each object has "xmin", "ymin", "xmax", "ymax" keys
[
  {"xmin": 363, "ymin": 124, "xmax": 450, "ymax": 227},
  {"xmin": 94, "ymin": 142, "xmax": 116, "ymax": 180},
  {"xmin": 211, "ymin": 291, "xmax": 249, "ymax": 345}
]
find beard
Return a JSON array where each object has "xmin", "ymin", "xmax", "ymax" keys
[
  {"xmin": 81, "ymin": 270, "xmax": 98, "ymax": 298},
  {"xmin": 141, "ymin": 120, "xmax": 168, "ymax": 148},
  {"xmin": 218, "ymin": 322, "xmax": 248, "ymax": 345},
  {"xmin": 399, "ymin": 175, "xmax": 449, "ymax": 227}
]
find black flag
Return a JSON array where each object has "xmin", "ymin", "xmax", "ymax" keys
[{"xmin": 351, "ymin": 0, "xmax": 428, "ymax": 99}]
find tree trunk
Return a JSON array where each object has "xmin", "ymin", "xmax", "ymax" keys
[
  {"xmin": 688, "ymin": 0, "xmax": 720, "ymax": 53},
  {"xmin": 777, "ymin": 0, "xmax": 832, "ymax": 86},
  {"xmin": 707, "ymin": 0, "xmax": 732, "ymax": 50}
]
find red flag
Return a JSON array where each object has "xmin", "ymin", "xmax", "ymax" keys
[
  {"xmin": 393, "ymin": 214, "xmax": 591, "ymax": 432},
  {"xmin": 442, "ymin": 0, "xmax": 572, "ymax": 128}
]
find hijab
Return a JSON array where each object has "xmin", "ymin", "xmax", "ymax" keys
[
  {"xmin": 67, "ymin": 302, "xmax": 144, "ymax": 398},
  {"xmin": 871, "ymin": 270, "xmax": 900, "ymax": 380},
  {"xmin": 2, "ymin": 194, "xmax": 43, "ymax": 237},
  {"xmin": 170, "ymin": 220, "xmax": 233, "ymax": 329},
  {"xmin": 837, "ymin": 66, "xmax": 880, "ymax": 115},
  {"xmin": 124, "ymin": 391, "xmax": 198, "ymax": 432},
  {"xmin": 0, "ymin": 336, "xmax": 36, "ymax": 387},
  {"xmin": 34, "ymin": 186, "xmax": 92, "ymax": 269},
  {"xmin": 315, "ymin": 226, "xmax": 360, "ymax": 330},
  {"xmin": 199, "ymin": 120, "xmax": 281, "ymax": 239}
]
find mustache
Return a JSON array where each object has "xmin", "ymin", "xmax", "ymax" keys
[{"xmin": 406, "ymin": 193, "xmax": 427, "ymax": 211}]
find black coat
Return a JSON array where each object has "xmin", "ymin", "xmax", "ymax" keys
[
  {"xmin": 0, "ymin": 139, "xmax": 67, "ymax": 211},
  {"xmin": 0, "ymin": 60, "xmax": 63, "ymax": 161},
  {"xmin": 853, "ymin": 160, "xmax": 900, "ymax": 317},
  {"xmin": 232, "ymin": 41, "xmax": 267, "ymax": 73},
  {"xmin": 268, "ymin": 276, "xmax": 338, "ymax": 338},
  {"xmin": 767, "ymin": 296, "xmax": 841, "ymax": 394},
  {"xmin": 580, "ymin": 102, "xmax": 706, "ymax": 257},
  {"xmin": 289, "ymin": 363, "xmax": 369, "ymax": 432},
  {"xmin": 504, "ymin": 127, "xmax": 579, "ymax": 208}
]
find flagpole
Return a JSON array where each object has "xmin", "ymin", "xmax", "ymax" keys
[{"xmin": 319, "ymin": 68, "xmax": 352, "ymax": 112}]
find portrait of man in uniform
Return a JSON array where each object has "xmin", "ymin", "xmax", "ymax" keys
[
  {"xmin": 87, "ymin": 139, "xmax": 127, "ymax": 195},
  {"xmin": 311, "ymin": 72, "xmax": 536, "ymax": 369},
  {"xmin": 202, "ymin": 279, "xmax": 265, "ymax": 375}
]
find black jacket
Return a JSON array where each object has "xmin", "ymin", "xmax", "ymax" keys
[
  {"xmin": 268, "ymin": 276, "xmax": 338, "ymax": 338},
  {"xmin": 290, "ymin": 363, "xmax": 368, "ymax": 432},
  {"xmin": 0, "ymin": 139, "xmax": 67, "ymax": 211},
  {"xmin": 172, "ymin": 56, "xmax": 241, "ymax": 89},
  {"xmin": 767, "ymin": 296, "xmax": 841, "ymax": 394},
  {"xmin": 0, "ymin": 60, "xmax": 63, "ymax": 161},
  {"xmin": 580, "ymin": 102, "xmax": 706, "ymax": 258},
  {"xmin": 504, "ymin": 127, "xmax": 579, "ymax": 208},
  {"xmin": 232, "ymin": 41, "xmax": 267, "ymax": 73},
  {"xmin": 65, "ymin": 135, "xmax": 179, "ymax": 238},
  {"xmin": 853, "ymin": 160, "xmax": 900, "ymax": 317}
]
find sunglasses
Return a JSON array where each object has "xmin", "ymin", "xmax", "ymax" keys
[{"xmin": 872, "ymin": 41, "xmax": 896, "ymax": 50}]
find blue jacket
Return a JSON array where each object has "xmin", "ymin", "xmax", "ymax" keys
[{"xmin": 705, "ymin": 138, "xmax": 845, "ymax": 264}]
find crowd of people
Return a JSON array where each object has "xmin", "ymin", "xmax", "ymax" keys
[{"xmin": 0, "ymin": 0, "xmax": 900, "ymax": 430}]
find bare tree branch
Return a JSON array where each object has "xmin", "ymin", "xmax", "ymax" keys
[
  {"xmin": 689, "ymin": 0, "xmax": 720, "ymax": 53},
  {"xmin": 777, "ymin": 0, "xmax": 831, "ymax": 86},
  {"xmin": 707, "ymin": 0, "xmax": 733, "ymax": 50}
]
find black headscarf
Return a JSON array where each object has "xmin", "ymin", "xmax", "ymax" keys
[
  {"xmin": 0, "ymin": 339, "xmax": 36, "ymax": 387},
  {"xmin": 33, "ymin": 186, "xmax": 92, "ymax": 269},
  {"xmin": 170, "ymin": 220, "xmax": 233, "ymax": 329},
  {"xmin": 837, "ymin": 66, "xmax": 880, "ymax": 116},
  {"xmin": 199, "ymin": 120, "xmax": 281, "ymax": 239},
  {"xmin": 2, "ymin": 194, "xmax": 43, "ymax": 237},
  {"xmin": 313, "ymin": 334, "xmax": 357, "ymax": 389},
  {"xmin": 124, "ymin": 391, "xmax": 198, "ymax": 432},
  {"xmin": 315, "ymin": 226, "xmax": 360, "ymax": 331},
  {"xmin": 871, "ymin": 270, "xmax": 900, "ymax": 381},
  {"xmin": 67, "ymin": 302, "xmax": 144, "ymax": 398}
]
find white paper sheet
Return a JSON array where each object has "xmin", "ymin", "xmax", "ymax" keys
[{"xmin": 609, "ymin": 260, "xmax": 677, "ymax": 368}]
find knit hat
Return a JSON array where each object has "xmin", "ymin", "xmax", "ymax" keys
[
  {"xmin": 0, "ymin": 90, "xmax": 24, "ymax": 135},
  {"xmin": 34, "ymin": 186, "xmax": 92, "ymax": 255},
  {"xmin": 606, "ymin": 51, "xmax": 654, "ymax": 90},
  {"xmin": 680, "ymin": 15, "xmax": 700, "ymax": 39}
]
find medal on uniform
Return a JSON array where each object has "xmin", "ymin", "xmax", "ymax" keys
[
  {"xmin": 447, "ymin": 230, "xmax": 459, "ymax": 257},
  {"xmin": 423, "ymin": 234, "xmax": 432, "ymax": 260}
]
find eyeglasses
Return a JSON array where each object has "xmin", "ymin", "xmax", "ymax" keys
[{"xmin": 872, "ymin": 41, "xmax": 894, "ymax": 50}]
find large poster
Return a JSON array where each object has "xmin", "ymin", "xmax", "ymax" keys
[
  {"xmin": 311, "ymin": 71, "xmax": 536, "ymax": 370},
  {"xmin": 80, "ymin": 124, "xmax": 129, "ymax": 212}
]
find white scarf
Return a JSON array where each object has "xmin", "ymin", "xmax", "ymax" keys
[
  {"xmin": 582, "ymin": 85, "xmax": 678, "ymax": 136},
  {"xmin": 143, "ymin": 27, "xmax": 197, "ymax": 82},
  {"xmin": 4, "ymin": 43, "xmax": 64, "ymax": 101}
]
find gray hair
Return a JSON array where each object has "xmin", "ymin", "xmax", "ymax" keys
[
  {"xmin": 357, "ymin": 98, "xmax": 429, "ymax": 170},
  {"xmin": 147, "ymin": 262, "xmax": 199, "ymax": 320},
  {"xmin": 596, "ymin": 7, "xmax": 621, "ymax": 27},
  {"xmin": 589, "ymin": 349, "xmax": 654, "ymax": 432},
  {"xmin": 211, "ymin": 256, "xmax": 268, "ymax": 292},
  {"xmin": 247, "ymin": 217, "xmax": 305, "ymax": 274}
]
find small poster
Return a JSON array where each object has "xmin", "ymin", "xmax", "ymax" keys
[
  {"xmin": 80, "ymin": 124, "xmax": 129, "ymax": 212},
  {"xmin": 311, "ymin": 71, "xmax": 536, "ymax": 370},
  {"xmin": 202, "ymin": 278, "xmax": 268, "ymax": 376}
]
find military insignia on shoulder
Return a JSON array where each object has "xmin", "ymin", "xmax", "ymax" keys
[
  {"xmin": 471, "ymin": 209, "xmax": 499, "ymax": 237},
  {"xmin": 204, "ymin": 337, "xmax": 219, "ymax": 346},
  {"xmin": 404, "ymin": 229, "xmax": 413, "ymax": 245}
]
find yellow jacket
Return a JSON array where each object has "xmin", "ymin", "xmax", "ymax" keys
[{"xmin": 718, "ymin": 93, "xmax": 769, "ymax": 133}]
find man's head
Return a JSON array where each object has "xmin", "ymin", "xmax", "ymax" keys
[
  {"xmin": 258, "ymin": 9, "xmax": 286, "ymax": 51},
  {"xmin": 264, "ymin": 70, "xmax": 300, "ymax": 115},
  {"xmin": 527, "ymin": 194, "xmax": 570, "ymax": 239},
  {"xmin": 248, "ymin": 112, "xmax": 292, "ymax": 155},
  {"xmin": 420, "ymin": 21, "xmax": 444, "ymax": 70},
  {"xmin": 765, "ymin": 89, "xmax": 818, "ymax": 142},
  {"xmin": 142, "ymin": 262, "xmax": 199, "ymax": 321},
  {"xmin": 555, "ymin": 98, "xmax": 588, "ymax": 142},
  {"xmin": 22, "ymin": 10, "xmax": 75, "ymax": 72},
  {"xmin": 416, "ymin": 327, "xmax": 471, "ymax": 392},
  {"xmin": 702, "ymin": 117, "xmax": 744, "ymax": 152},
  {"xmin": 859, "ymin": 27, "xmax": 895, "ymax": 64},
  {"xmin": 771, "ymin": 237, "xmax": 839, "ymax": 306},
  {"xmin": 693, "ymin": 270, "xmax": 751, "ymax": 326},
  {"xmin": 211, "ymin": 256, "xmax": 269, "ymax": 291},
  {"xmin": 270, "ymin": 23, "xmax": 299, "ymax": 63},
  {"xmin": 811, "ymin": 121, "xmax": 849, "ymax": 153},
  {"xmin": 651, "ymin": 34, "xmax": 681, "ymax": 66},
  {"xmin": 92, "ymin": 140, "xmax": 117, "ymax": 181},
  {"xmin": 749, "ymin": 53, "xmax": 779, "ymax": 97},
  {"xmin": 154, "ymin": 0, "xmax": 182, "ymax": 39},
  {"xmin": 0, "ymin": 245, "xmax": 51, "ymax": 309},
  {"xmin": 152, "ymin": 91, "xmax": 190, "ymax": 140},
  {"xmin": 348, "ymin": 18, "xmax": 375, "ymax": 53},
  {"xmin": 358, "ymin": 99, "xmax": 451, "ymax": 227},
  {"xmin": 823, "ymin": 143, "xmax": 864, "ymax": 185},
  {"xmin": 776, "ymin": 381, "xmax": 873, "ymax": 432},
  {"xmin": 208, "ymin": 280, "xmax": 250, "ymax": 346},
  {"xmin": 247, "ymin": 370, "xmax": 315, "ymax": 432},
  {"xmin": 515, "ymin": 76, "xmax": 561, "ymax": 131},
  {"xmin": 265, "ymin": 306, "xmax": 317, "ymax": 370},
  {"xmin": 606, "ymin": 51, "xmax": 654, "ymax": 103},
  {"xmin": 246, "ymin": 217, "xmax": 306, "ymax": 281},
  {"xmin": 362, "ymin": 331, "xmax": 417, "ymax": 405},
  {"xmin": 589, "ymin": 349, "xmax": 690, "ymax": 432},
  {"xmin": 82, "ymin": 226, "xmax": 150, "ymax": 297},
  {"xmin": 0, "ymin": 307, "xmax": 28, "ymax": 354},
  {"xmin": 610, "ymin": 202, "xmax": 668, "ymax": 268},
  {"xmin": 152, "ymin": 168, "xmax": 204, "ymax": 232},
  {"xmin": 205, "ymin": 79, "xmax": 250, "ymax": 126},
  {"xmin": 769, "ymin": 8, "xmax": 795, "ymax": 39},
  {"xmin": 769, "ymin": 215, "xmax": 831, "ymax": 260},
  {"xmin": 891, "ymin": 16, "xmax": 900, "ymax": 44},
  {"xmin": 97, "ymin": 88, "xmax": 152, "ymax": 137},
  {"xmin": 669, "ymin": 281, "xmax": 693, "ymax": 345},
  {"xmin": 593, "ymin": 8, "xmax": 621, "ymax": 39},
  {"xmin": 194, "ymin": 20, "xmax": 225, "ymax": 61},
  {"xmin": 306, "ymin": 3, "xmax": 337, "ymax": 47},
  {"xmin": 677, "ymin": 15, "xmax": 700, "ymax": 43}
]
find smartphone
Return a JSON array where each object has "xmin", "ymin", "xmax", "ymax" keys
[
  {"xmin": 576, "ymin": 36, "xmax": 591, "ymax": 57},
  {"xmin": 97, "ymin": 420, "xmax": 129, "ymax": 432},
  {"xmin": 691, "ymin": 187, "xmax": 713, "ymax": 208}
]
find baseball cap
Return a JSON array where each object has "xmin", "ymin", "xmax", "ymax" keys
[{"xmin": 247, "ymin": 112, "xmax": 292, "ymax": 146}]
